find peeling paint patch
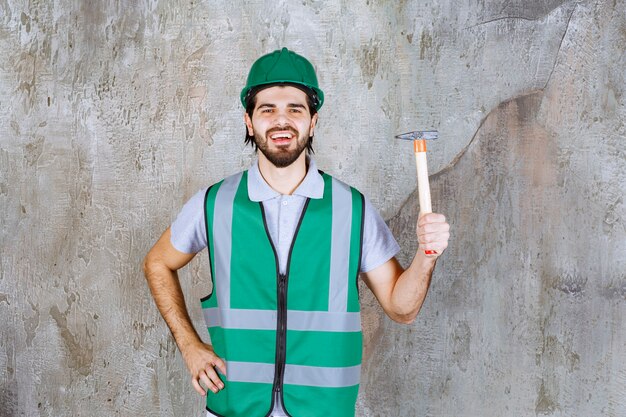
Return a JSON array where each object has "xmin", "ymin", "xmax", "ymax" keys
[
  {"xmin": 602, "ymin": 195, "xmax": 622, "ymax": 233},
  {"xmin": 601, "ymin": 280, "xmax": 626, "ymax": 301},
  {"xmin": 132, "ymin": 320, "xmax": 155, "ymax": 350},
  {"xmin": 547, "ymin": 272, "xmax": 588, "ymax": 298},
  {"xmin": 20, "ymin": 12, "xmax": 30, "ymax": 33},
  {"xmin": 49, "ymin": 304, "xmax": 94, "ymax": 377},
  {"xmin": 542, "ymin": 335, "xmax": 581, "ymax": 373},
  {"xmin": 182, "ymin": 46, "xmax": 207, "ymax": 71},
  {"xmin": 0, "ymin": 380, "xmax": 18, "ymax": 416},
  {"xmin": 451, "ymin": 320, "xmax": 471, "ymax": 371},
  {"xmin": 23, "ymin": 300, "xmax": 40, "ymax": 347},
  {"xmin": 24, "ymin": 135, "xmax": 45, "ymax": 166},
  {"xmin": 535, "ymin": 379, "xmax": 559, "ymax": 414},
  {"xmin": 357, "ymin": 41, "xmax": 380, "ymax": 89},
  {"xmin": 419, "ymin": 30, "xmax": 432, "ymax": 60}
]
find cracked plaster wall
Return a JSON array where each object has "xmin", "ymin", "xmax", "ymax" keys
[{"xmin": 0, "ymin": 0, "xmax": 624, "ymax": 416}]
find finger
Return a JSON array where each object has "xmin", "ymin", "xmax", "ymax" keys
[
  {"xmin": 199, "ymin": 369, "xmax": 219, "ymax": 394},
  {"xmin": 191, "ymin": 376, "xmax": 206, "ymax": 396},
  {"xmin": 422, "ymin": 240, "xmax": 448, "ymax": 254},
  {"xmin": 418, "ymin": 223, "xmax": 448, "ymax": 239},
  {"xmin": 418, "ymin": 221, "xmax": 450, "ymax": 235},
  {"xmin": 418, "ymin": 234, "xmax": 431, "ymax": 245},
  {"xmin": 418, "ymin": 230, "xmax": 450, "ymax": 245},
  {"xmin": 418, "ymin": 231, "xmax": 441, "ymax": 244},
  {"xmin": 418, "ymin": 213, "xmax": 446, "ymax": 226},
  {"xmin": 205, "ymin": 364, "xmax": 225, "ymax": 390},
  {"xmin": 213, "ymin": 357, "xmax": 227, "ymax": 376}
]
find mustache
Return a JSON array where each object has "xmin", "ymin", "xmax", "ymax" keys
[{"xmin": 266, "ymin": 126, "xmax": 299, "ymax": 137}]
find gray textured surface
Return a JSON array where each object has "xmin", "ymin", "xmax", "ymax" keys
[{"xmin": 0, "ymin": 1, "xmax": 624, "ymax": 416}]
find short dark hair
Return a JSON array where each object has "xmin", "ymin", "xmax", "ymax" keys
[{"xmin": 244, "ymin": 83, "xmax": 318, "ymax": 153}]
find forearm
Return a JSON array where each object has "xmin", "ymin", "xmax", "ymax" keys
[
  {"xmin": 143, "ymin": 261, "xmax": 202, "ymax": 351},
  {"xmin": 389, "ymin": 251, "xmax": 437, "ymax": 323}
]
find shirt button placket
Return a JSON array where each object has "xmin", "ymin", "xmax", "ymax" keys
[{"xmin": 279, "ymin": 198, "xmax": 287, "ymax": 246}]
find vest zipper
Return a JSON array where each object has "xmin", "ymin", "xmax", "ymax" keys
[
  {"xmin": 259, "ymin": 199, "xmax": 310, "ymax": 417},
  {"xmin": 276, "ymin": 272, "xmax": 287, "ymax": 391}
]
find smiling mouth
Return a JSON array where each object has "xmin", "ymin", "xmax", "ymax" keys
[
  {"xmin": 268, "ymin": 130, "xmax": 296, "ymax": 144},
  {"xmin": 269, "ymin": 132, "xmax": 294, "ymax": 139}
]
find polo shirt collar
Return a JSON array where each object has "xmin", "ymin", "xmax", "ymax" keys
[{"xmin": 247, "ymin": 156, "xmax": 324, "ymax": 202}]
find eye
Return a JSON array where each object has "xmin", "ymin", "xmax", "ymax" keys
[{"xmin": 260, "ymin": 108, "xmax": 273, "ymax": 113}]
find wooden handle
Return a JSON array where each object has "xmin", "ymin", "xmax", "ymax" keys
[
  {"xmin": 415, "ymin": 147, "xmax": 432, "ymax": 214},
  {"xmin": 415, "ymin": 140, "xmax": 436, "ymax": 255}
]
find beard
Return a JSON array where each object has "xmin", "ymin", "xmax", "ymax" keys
[{"xmin": 254, "ymin": 126, "xmax": 310, "ymax": 168}]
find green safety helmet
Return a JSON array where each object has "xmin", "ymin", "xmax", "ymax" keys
[{"xmin": 240, "ymin": 47, "xmax": 324, "ymax": 111}]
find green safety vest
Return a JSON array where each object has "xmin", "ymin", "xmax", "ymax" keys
[{"xmin": 200, "ymin": 170, "xmax": 365, "ymax": 417}]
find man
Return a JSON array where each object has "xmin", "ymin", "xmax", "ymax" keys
[{"xmin": 143, "ymin": 47, "xmax": 450, "ymax": 417}]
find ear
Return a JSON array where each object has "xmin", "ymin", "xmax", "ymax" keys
[
  {"xmin": 309, "ymin": 113, "xmax": 318, "ymax": 137},
  {"xmin": 244, "ymin": 113, "xmax": 254, "ymax": 136}
]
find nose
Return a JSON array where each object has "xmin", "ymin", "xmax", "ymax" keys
[
  {"xmin": 271, "ymin": 110, "xmax": 294, "ymax": 130},
  {"xmin": 273, "ymin": 109, "xmax": 290, "ymax": 124}
]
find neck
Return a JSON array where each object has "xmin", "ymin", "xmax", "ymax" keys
[{"xmin": 257, "ymin": 152, "xmax": 308, "ymax": 195}]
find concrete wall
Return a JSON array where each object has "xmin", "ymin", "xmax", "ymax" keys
[{"xmin": 0, "ymin": 0, "xmax": 624, "ymax": 416}]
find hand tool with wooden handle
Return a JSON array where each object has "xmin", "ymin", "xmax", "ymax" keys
[{"xmin": 395, "ymin": 130, "xmax": 439, "ymax": 255}]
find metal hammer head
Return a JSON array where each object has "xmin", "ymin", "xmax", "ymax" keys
[{"xmin": 395, "ymin": 130, "xmax": 439, "ymax": 141}]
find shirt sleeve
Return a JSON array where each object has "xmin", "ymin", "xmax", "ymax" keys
[
  {"xmin": 170, "ymin": 188, "xmax": 209, "ymax": 254},
  {"xmin": 359, "ymin": 196, "xmax": 401, "ymax": 273}
]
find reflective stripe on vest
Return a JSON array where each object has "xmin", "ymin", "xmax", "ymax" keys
[
  {"xmin": 223, "ymin": 361, "xmax": 362, "ymax": 388},
  {"xmin": 203, "ymin": 308, "xmax": 362, "ymax": 332},
  {"xmin": 201, "ymin": 170, "xmax": 364, "ymax": 417}
]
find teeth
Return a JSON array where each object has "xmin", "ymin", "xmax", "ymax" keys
[{"xmin": 271, "ymin": 133, "xmax": 292, "ymax": 139}]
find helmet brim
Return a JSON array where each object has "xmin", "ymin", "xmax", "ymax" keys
[{"xmin": 241, "ymin": 82, "xmax": 324, "ymax": 111}]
